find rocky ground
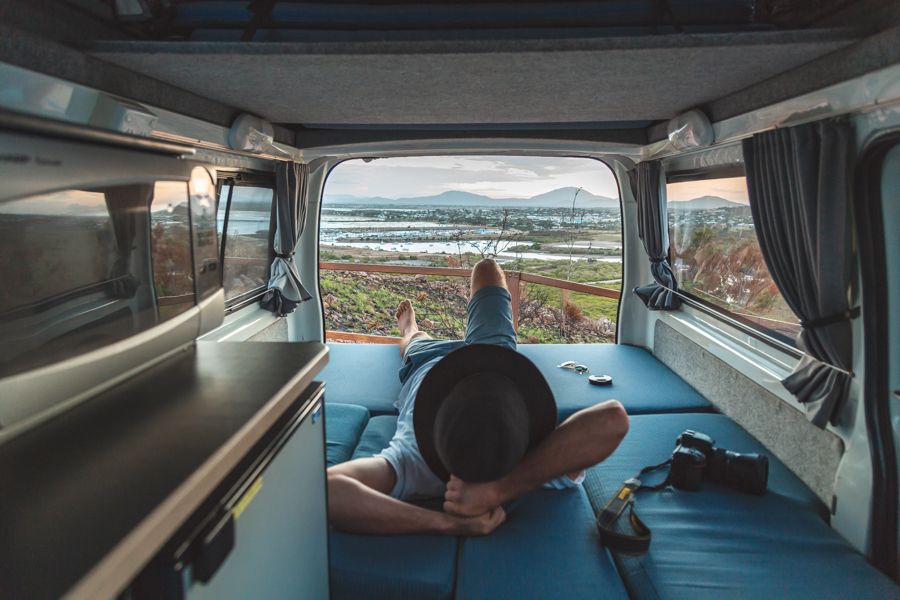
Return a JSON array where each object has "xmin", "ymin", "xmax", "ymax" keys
[{"xmin": 320, "ymin": 270, "xmax": 616, "ymax": 344}]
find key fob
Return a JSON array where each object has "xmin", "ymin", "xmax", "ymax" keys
[{"xmin": 588, "ymin": 375, "xmax": 613, "ymax": 386}]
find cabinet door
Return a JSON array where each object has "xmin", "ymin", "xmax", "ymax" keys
[{"xmin": 186, "ymin": 399, "xmax": 328, "ymax": 600}]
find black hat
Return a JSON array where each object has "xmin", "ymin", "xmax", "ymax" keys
[{"xmin": 413, "ymin": 344, "xmax": 557, "ymax": 483}]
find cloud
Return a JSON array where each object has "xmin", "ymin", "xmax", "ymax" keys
[{"xmin": 326, "ymin": 156, "xmax": 619, "ymax": 199}]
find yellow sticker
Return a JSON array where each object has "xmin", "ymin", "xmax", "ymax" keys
[
  {"xmin": 617, "ymin": 487, "xmax": 631, "ymax": 501},
  {"xmin": 233, "ymin": 477, "xmax": 263, "ymax": 519}
]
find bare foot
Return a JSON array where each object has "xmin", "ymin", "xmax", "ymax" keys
[
  {"xmin": 443, "ymin": 506, "xmax": 506, "ymax": 536},
  {"xmin": 395, "ymin": 300, "xmax": 419, "ymax": 338},
  {"xmin": 443, "ymin": 475, "xmax": 503, "ymax": 517}
]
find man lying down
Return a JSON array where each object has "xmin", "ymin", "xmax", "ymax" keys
[{"xmin": 327, "ymin": 259, "xmax": 629, "ymax": 536}]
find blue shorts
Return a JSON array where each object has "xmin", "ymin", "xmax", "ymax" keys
[
  {"xmin": 374, "ymin": 285, "xmax": 584, "ymax": 500},
  {"xmin": 397, "ymin": 285, "xmax": 517, "ymax": 385}
]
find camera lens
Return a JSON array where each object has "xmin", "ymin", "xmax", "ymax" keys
[{"xmin": 708, "ymin": 448, "xmax": 768, "ymax": 495}]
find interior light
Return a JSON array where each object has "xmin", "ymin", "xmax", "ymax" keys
[
  {"xmin": 228, "ymin": 113, "xmax": 276, "ymax": 153},
  {"xmin": 667, "ymin": 109, "xmax": 714, "ymax": 150}
]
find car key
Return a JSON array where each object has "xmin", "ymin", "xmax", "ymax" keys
[{"xmin": 588, "ymin": 375, "xmax": 613, "ymax": 386}]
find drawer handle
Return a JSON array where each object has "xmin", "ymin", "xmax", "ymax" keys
[{"xmin": 193, "ymin": 511, "xmax": 235, "ymax": 584}]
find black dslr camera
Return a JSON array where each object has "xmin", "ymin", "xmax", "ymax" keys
[{"xmin": 668, "ymin": 430, "xmax": 768, "ymax": 495}]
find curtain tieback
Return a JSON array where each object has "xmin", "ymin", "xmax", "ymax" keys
[
  {"xmin": 800, "ymin": 306, "xmax": 860, "ymax": 330},
  {"xmin": 275, "ymin": 252, "xmax": 295, "ymax": 259},
  {"xmin": 649, "ymin": 257, "xmax": 668, "ymax": 263}
]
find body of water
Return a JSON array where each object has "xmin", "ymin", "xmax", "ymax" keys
[
  {"xmin": 321, "ymin": 219, "xmax": 452, "ymax": 230},
  {"xmin": 323, "ymin": 239, "xmax": 621, "ymax": 263},
  {"xmin": 549, "ymin": 241, "xmax": 621, "ymax": 249},
  {"xmin": 228, "ymin": 211, "xmax": 622, "ymax": 263},
  {"xmin": 221, "ymin": 211, "xmax": 271, "ymax": 236}
]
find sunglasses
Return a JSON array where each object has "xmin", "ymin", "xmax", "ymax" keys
[{"xmin": 557, "ymin": 361, "xmax": 589, "ymax": 374}]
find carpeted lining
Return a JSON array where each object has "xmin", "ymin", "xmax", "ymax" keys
[
  {"xmin": 652, "ymin": 320, "xmax": 843, "ymax": 506},
  {"xmin": 89, "ymin": 30, "xmax": 857, "ymax": 125}
]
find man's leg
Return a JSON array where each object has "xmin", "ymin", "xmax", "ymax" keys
[
  {"xmin": 464, "ymin": 259, "xmax": 517, "ymax": 350},
  {"xmin": 470, "ymin": 257, "xmax": 507, "ymax": 297},
  {"xmin": 396, "ymin": 299, "xmax": 431, "ymax": 356},
  {"xmin": 327, "ymin": 457, "xmax": 506, "ymax": 535},
  {"xmin": 443, "ymin": 400, "xmax": 629, "ymax": 516},
  {"xmin": 398, "ymin": 257, "xmax": 507, "ymax": 358}
]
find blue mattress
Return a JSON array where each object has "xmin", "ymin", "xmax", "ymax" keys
[
  {"xmin": 326, "ymin": 408, "xmax": 459, "ymax": 600},
  {"xmin": 321, "ymin": 344, "xmax": 403, "ymax": 416},
  {"xmin": 329, "ymin": 530, "xmax": 459, "ymax": 600},
  {"xmin": 323, "ymin": 402, "xmax": 897, "ymax": 599},
  {"xmin": 320, "ymin": 342, "xmax": 711, "ymax": 418},
  {"xmin": 324, "ymin": 403, "xmax": 369, "ymax": 467},
  {"xmin": 583, "ymin": 413, "xmax": 898, "ymax": 599},
  {"xmin": 352, "ymin": 415, "xmax": 399, "ymax": 461},
  {"xmin": 517, "ymin": 343, "xmax": 711, "ymax": 419},
  {"xmin": 455, "ymin": 487, "xmax": 628, "ymax": 600},
  {"xmin": 326, "ymin": 407, "xmax": 624, "ymax": 600}
]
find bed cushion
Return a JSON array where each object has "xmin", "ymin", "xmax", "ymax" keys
[
  {"xmin": 324, "ymin": 403, "xmax": 370, "ymax": 467},
  {"xmin": 583, "ymin": 413, "xmax": 898, "ymax": 599},
  {"xmin": 322, "ymin": 343, "xmax": 711, "ymax": 420},
  {"xmin": 455, "ymin": 487, "xmax": 628, "ymax": 600},
  {"xmin": 516, "ymin": 343, "xmax": 711, "ymax": 419},
  {"xmin": 352, "ymin": 415, "xmax": 399, "ymax": 460},
  {"xmin": 329, "ymin": 531, "xmax": 459, "ymax": 600},
  {"xmin": 325, "ymin": 409, "xmax": 458, "ymax": 599},
  {"xmin": 321, "ymin": 343, "xmax": 403, "ymax": 415}
]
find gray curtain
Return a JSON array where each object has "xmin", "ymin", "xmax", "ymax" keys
[
  {"xmin": 743, "ymin": 120, "xmax": 854, "ymax": 427},
  {"xmin": 630, "ymin": 160, "xmax": 681, "ymax": 310},
  {"xmin": 261, "ymin": 161, "xmax": 312, "ymax": 316}
]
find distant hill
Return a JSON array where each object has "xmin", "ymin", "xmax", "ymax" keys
[
  {"xmin": 324, "ymin": 186, "xmax": 619, "ymax": 208},
  {"xmin": 668, "ymin": 195, "xmax": 744, "ymax": 210}
]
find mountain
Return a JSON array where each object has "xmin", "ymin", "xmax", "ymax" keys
[
  {"xmin": 668, "ymin": 195, "xmax": 744, "ymax": 210},
  {"xmin": 527, "ymin": 187, "xmax": 617, "ymax": 207},
  {"xmin": 323, "ymin": 187, "xmax": 619, "ymax": 208}
]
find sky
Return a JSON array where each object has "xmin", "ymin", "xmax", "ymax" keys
[
  {"xmin": 666, "ymin": 176, "xmax": 749, "ymax": 204},
  {"xmin": 325, "ymin": 156, "xmax": 620, "ymax": 199}
]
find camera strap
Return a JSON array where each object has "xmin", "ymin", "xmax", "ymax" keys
[{"xmin": 595, "ymin": 460, "xmax": 671, "ymax": 555}]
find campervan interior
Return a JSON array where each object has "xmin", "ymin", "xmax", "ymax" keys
[{"xmin": 0, "ymin": 1, "xmax": 898, "ymax": 598}]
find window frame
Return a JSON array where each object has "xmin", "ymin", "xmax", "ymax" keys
[
  {"xmin": 215, "ymin": 170, "xmax": 277, "ymax": 313},
  {"xmin": 664, "ymin": 166, "xmax": 803, "ymax": 357}
]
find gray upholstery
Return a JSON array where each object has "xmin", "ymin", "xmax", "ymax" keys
[
  {"xmin": 652, "ymin": 26, "xmax": 900, "ymax": 137},
  {"xmin": 653, "ymin": 320, "xmax": 843, "ymax": 505},
  {"xmin": 90, "ymin": 30, "xmax": 855, "ymax": 126}
]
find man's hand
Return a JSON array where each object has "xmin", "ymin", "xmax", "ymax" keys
[
  {"xmin": 444, "ymin": 475, "xmax": 503, "ymax": 517},
  {"xmin": 443, "ymin": 505, "xmax": 507, "ymax": 536}
]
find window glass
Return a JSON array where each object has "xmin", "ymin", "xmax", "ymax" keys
[
  {"xmin": 150, "ymin": 181, "xmax": 194, "ymax": 320},
  {"xmin": 216, "ymin": 182, "xmax": 273, "ymax": 302},
  {"xmin": 666, "ymin": 174, "xmax": 800, "ymax": 343},
  {"xmin": 0, "ymin": 181, "xmax": 196, "ymax": 378},
  {"xmin": 0, "ymin": 189, "xmax": 120, "ymax": 314},
  {"xmin": 190, "ymin": 167, "xmax": 220, "ymax": 301}
]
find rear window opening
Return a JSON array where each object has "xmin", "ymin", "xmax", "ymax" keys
[{"xmin": 320, "ymin": 156, "xmax": 621, "ymax": 344}]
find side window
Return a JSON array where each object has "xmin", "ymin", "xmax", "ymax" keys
[
  {"xmin": 216, "ymin": 178, "xmax": 274, "ymax": 306},
  {"xmin": 666, "ymin": 171, "xmax": 800, "ymax": 344},
  {"xmin": 0, "ymin": 181, "xmax": 197, "ymax": 379},
  {"xmin": 0, "ymin": 189, "xmax": 120, "ymax": 315}
]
